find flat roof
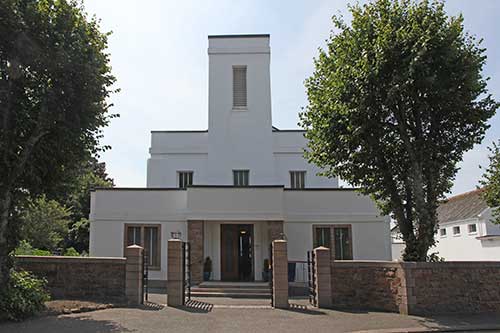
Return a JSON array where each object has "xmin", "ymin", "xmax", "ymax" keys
[
  {"xmin": 91, "ymin": 186, "xmax": 359, "ymax": 191},
  {"xmin": 208, "ymin": 34, "xmax": 270, "ymax": 39}
]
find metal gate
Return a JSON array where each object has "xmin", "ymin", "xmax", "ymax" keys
[
  {"xmin": 269, "ymin": 243, "xmax": 274, "ymax": 306},
  {"xmin": 182, "ymin": 242, "xmax": 191, "ymax": 305},
  {"xmin": 307, "ymin": 250, "xmax": 317, "ymax": 306},
  {"xmin": 142, "ymin": 250, "xmax": 149, "ymax": 304}
]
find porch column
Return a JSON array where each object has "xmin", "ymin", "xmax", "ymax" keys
[
  {"xmin": 187, "ymin": 220, "xmax": 204, "ymax": 284},
  {"xmin": 268, "ymin": 220, "xmax": 284, "ymax": 241},
  {"xmin": 272, "ymin": 239, "xmax": 289, "ymax": 308}
]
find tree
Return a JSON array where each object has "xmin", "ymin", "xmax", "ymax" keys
[
  {"xmin": 0, "ymin": 0, "xmax": 116, "ymax": 287},
  {"xmin": 20, "ymin": 195, "xmax": 70, "ymax": 251},
  {"xmin": 480, "ymin": 141, "xmax": 500, "ymax": 224},
  {"xmin": 63, "ymin": 158, "xmax": 114, "ymax": 252},
  {"xmin": 300, "ymin": 0, "xmax": 498, "ymax": 261}
]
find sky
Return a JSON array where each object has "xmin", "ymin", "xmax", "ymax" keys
[{"xmin": 83, "ymin": 0, "xmax": 500, "ymax": 196}]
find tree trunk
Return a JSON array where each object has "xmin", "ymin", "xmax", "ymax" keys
[{"xmin": 0, "ymin": 190, "xmax": 13, "ymax": 289}]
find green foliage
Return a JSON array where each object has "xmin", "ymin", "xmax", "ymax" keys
[
  {"xmin": 0, "ymin": 0, "xmax": 117, "ymax": 286},
  {"xmin": 13, "ymin": 240, "xmax": 51, "ymax": 256},
  {"xmin": 20, "ymin": 195, "xmax": 70, "ymax": 252},
  {"xmin": 300, "ymin": 0, "xmax": 498, "ymax": 261},
  {"xmin": 480, "ymin": 141, "xmax": 500, "ymax": 224},
  {"xmin": 427, "ymin": 252, "xmax": 445, "ymax": 262},
  {"xmin": 63, "ymin": 247, "xmax": 79, "ymax": 256},
  {"xmin": 0, "ymin": 269, "xmax": 50, "ymax": 322}
]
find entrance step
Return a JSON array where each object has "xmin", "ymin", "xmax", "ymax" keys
[{"xmin": 192, "ymin": 282, "xmax": 271, "ymax": 299}]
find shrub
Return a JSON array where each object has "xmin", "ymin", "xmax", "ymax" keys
[
  {"xmin": 0, "ymin": 269, "xmax": 50, "ymax": 322},
  {"xmin": 13, "ymin": 240, "xmax": 52, "ymax": 256},
  {"xmin": 63, "ymin": 247, "xmax": 80, "ymax": 256}
]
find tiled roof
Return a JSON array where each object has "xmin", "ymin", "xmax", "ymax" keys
[{"xmin": 437, "ymin": 189, "xmax": 488, "ymax": 224}]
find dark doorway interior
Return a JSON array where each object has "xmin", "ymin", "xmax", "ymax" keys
[{"xmin": 220, "ymin": 224, "xmax": 253, "ymax": 281}]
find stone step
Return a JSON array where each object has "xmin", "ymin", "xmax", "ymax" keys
[
  {"xmin": 190, "ymin": 291, "xmax": 271, "ymax": 299},
  {"xmin": 197, "ymin": 282, "xmax": 270, "ymax": 289},
  {"xmin": 191, "ymin": 287, "xmax": 271, "ymax": 294}
]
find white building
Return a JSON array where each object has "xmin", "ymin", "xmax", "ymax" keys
[
  {"xmin": 391, "ymin": 189, "xmax": 500, "ymax": 261},
  {"xmin": 90, "ymin": 34, "xmax": 391, "ymax": 285}
]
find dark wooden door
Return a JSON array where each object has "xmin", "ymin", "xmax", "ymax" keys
[{"xmin": 221, "ymin": 224, "xmax": 239, "ymax": 281}]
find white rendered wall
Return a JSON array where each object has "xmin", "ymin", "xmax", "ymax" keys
[
  {"xmin": 285, "ymin": 220, "xmax": 391, "ymax": 261},
  {"xmin": 206, "ymin": 36, "xmax": 275, "ymax": 185},
  {"xmin": 432, "ymin": 216, "xmax": 500, "ymax": 261},
  {"xmin": 146, "ymin": 36, "xmax": 339, "ymax": 188}
]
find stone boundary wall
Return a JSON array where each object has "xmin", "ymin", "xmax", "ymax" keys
[
  {"xmin": 328, "ymin": 260, "xmax": 500, "ymax": 315},
  {"xmin": 16, "ymin": 256, "xmax": 127, "ymax": 302},
  {"xmin": 331, "ymin": 261, "xmax": 406, "ymax": 313}
]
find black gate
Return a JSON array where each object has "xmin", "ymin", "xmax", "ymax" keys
[
  {"xmin": 269, "ymin": 243, "xmax": 273, "ymax": 306},
  {"xmin": 307, "ymin": 251, "xmax": 317, "ymax": 306},
  {"xmin": 142, "ymin": 250, "xmax": 149, "ymax": 304},
  {"xmin": 182, "ymin": 242, "xmax": 191, "ymax": 305}
]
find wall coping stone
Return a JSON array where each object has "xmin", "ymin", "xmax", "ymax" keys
[{"xmin": 16, "ymin": 255, "xmax": 126, "ymax": 265}]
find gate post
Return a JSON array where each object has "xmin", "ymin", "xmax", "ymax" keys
[
  {"xmin": 167, "ymin": 239, "xmax": 184, "ymax": 307},
  {"xmin": 272, "ymin": 239, "xmax": 289, "ymax": 308},
  {"xmin": 314, "ymin": 246, "xmax": 332, "ymax": 308},
  {"xmin": 125, "ymin": 245, "xmax": 143, "ymax": 305}
]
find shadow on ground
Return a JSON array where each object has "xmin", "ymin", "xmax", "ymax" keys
[
  {"xmin": 414, "ymin": 312, "xmax": 500, "ymax": 331},
  {"xmin": 283, "ymin": 303, "xmax": 326, "ymax": 315},
  {"xmin": 0, "ymin": 315, "xmax": 132, "ymax": 333},
  {"xmin": 173, "ymin": 299, "xmax": 214, "ymax": 313}
]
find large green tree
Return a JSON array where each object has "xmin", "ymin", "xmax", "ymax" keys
[
  {"xmin": 300, "ymin": 0, "xmax": 498, "ymax": 261},
  {"xmin": 480, "ymin": 141, "xmax": 500, "ymax": 224},
  {"xmin": 20, "ymin": 195, "xmax": 70, "ymax": 251},
  {"xmin": 0, "ymin": 0, "xmax": 116, "ymax": 286}
]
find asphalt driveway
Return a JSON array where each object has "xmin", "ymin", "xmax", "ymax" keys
[{"xmin": 2, "ymin": 296, "xmax": 500, "ymax": 333}]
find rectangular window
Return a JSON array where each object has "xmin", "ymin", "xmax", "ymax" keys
[
  {"xmin": 453, "ymin": 226, "xmax": 461, "ymax": 235},
  {"xmin": 233, "ymin": 170, "xmax": 249, "ymax": 186},
  {"xmin": 439, "ymin": 228, "xmax": 447, "ymax": 237},
  {"xmin": 178, "ymin": 171, "xmax": 193, "ymax": 189},
  {"xmin": 313, "ymin": 225, "xmax": 353, "ymax": 260},
  {"xmin": 334, "ymin": 227, "xmax": 351, "ymax": 260},
  {"xmin": 290, "ymin": 171, "xmax": 306, "ymax": 189},
  {"xmin": 314, "ymin": 227, "xmax": 331, "ymax": 248},
  {"xmin": 125, "ymin": 224, "xmax": 161, "ymax": 269},
  {"xmin": 468, "ymin": 224, "xmax": 477, "ymax": 234},
  {"xmin": 233, "ymin": 66, "xmax": 247, "ymax": 108}
]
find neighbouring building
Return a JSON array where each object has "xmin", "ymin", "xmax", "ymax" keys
[
  {"xmin": 89, "ymin": 34, "xmax": 391, "ymax": 286},
  {"xmin": 391, "ymin": 188, "xmax": 500, "ymax": 261}
]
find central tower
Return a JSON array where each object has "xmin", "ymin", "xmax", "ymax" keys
[{"xmin": 207, "ymin": 34, "xmax": 275, "ymax": 185}]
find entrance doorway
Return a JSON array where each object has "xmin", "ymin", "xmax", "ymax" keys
[{"xmin": 220, "ymin": 224, "xmax": 253, "ymax": 281}]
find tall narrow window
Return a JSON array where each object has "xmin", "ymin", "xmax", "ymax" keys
[
  {"xmin": 290, "ymin": 171, "xmax": 306, "ymax": 189},
  {"xmin": 233, "ymin": 170, "xmax": 249, "ymax": 186},
  {"xmin": 314, "ymin": 227, "xmax": 331, "ymax": 248},
  {"xmin": 178, "ymin": 171, "xmax": 193, "ymax": 189},
  {"xmin": 125, "ymin": 225, "xmax": 161, "ymax": 269},
  {"xmin": 233, "ymin": 66, "xmax": 247, "ymax": 108},
  {"xmin": 334, "ymin": 227, "xmax": 352, "ymax": 260}
]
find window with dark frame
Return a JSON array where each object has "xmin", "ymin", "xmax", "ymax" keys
[
  {"xmin": 178, "ymin": 171, "xmax": 193, "ymax": 189},
  {"xmin": 233, "ymin": 66, "xmax": 247, "ymax": 108},
  {"xmin": 453, "ymin": 226, "xmax": 461, "ymax": 235},
  {"xmin": 313, "ymin": 225, "xmax": 353, "ymax": 260},
  {"xmin": 440, "ymin": 228, "xmax": 447, "ymax": 237},
  {"xmin": 290, "ymin": 171, "xmax": 306, "ymax": 189},
  {"xmin": 468, "ymin": 224, "xmax": 477, "ymax": 233},
  {"xmin": 125, "ymin": 224, "xmax": 161, "ymax": 269},
  {"xmin": 233, "ymin": 170, "xmax": 249, "ymax": 186}
]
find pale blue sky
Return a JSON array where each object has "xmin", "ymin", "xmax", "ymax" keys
[{"xmin": 83, "ymin": 0, "xmax": 500, "ymax": 196}]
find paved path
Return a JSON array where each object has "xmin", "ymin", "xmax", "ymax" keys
[{"xmin": 3, "ymin": 296, "xmax": 500, "ymax": 333}]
